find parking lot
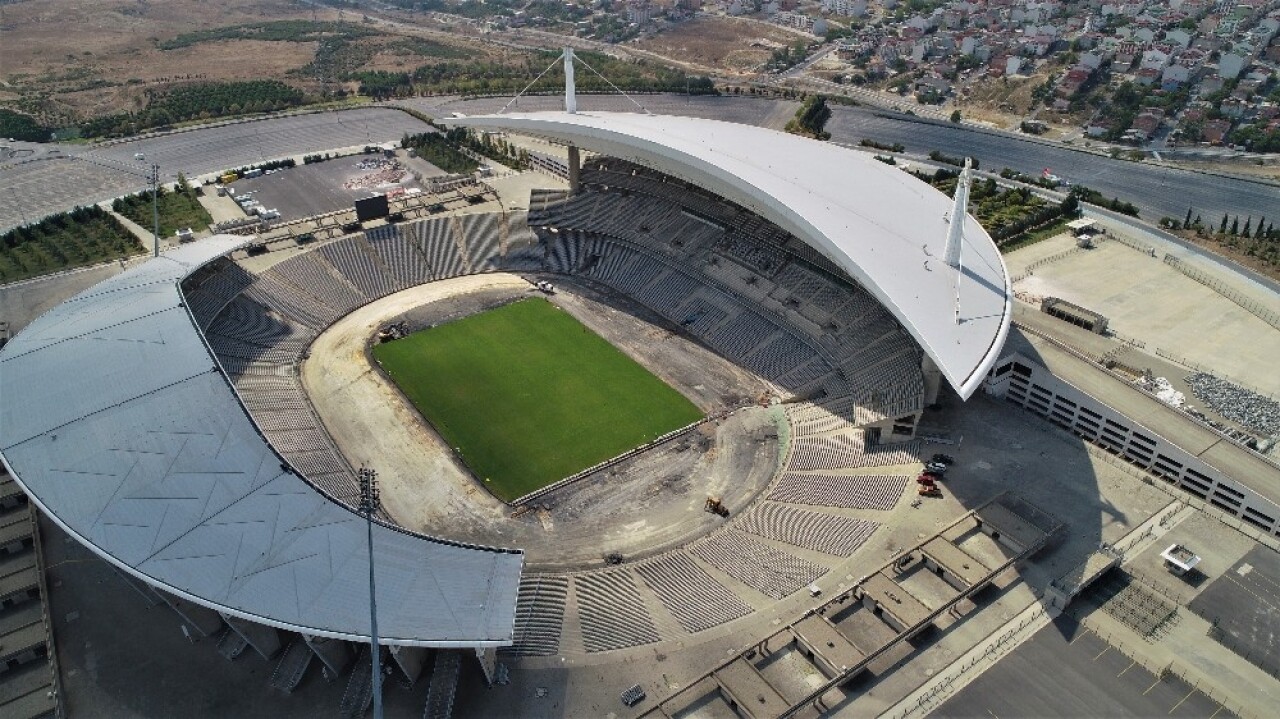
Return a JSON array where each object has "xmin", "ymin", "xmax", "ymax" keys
[
  {"xmin": 1, "ymin": 107, "xmax": 433, "ymax": 232},
  {"xmin": 936, "ymin": 616, "xmax": 1234, "ymax": 718},
  {"xmin": 226, "ymin": 155, "xmax": 426, "ymax": 223},
  {"xmin": 0, "ymin": 156, "xmax": 139, "ymax": 232},
  {"xmin": 1189, "ymin": 544, "xmax": 1280, "ymax": 679}
]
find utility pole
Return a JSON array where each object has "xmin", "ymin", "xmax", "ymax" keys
[
  {"xmin": 151, "ymin": 164, "xmax": 161, "ymax": 257},
  {"xmin": 358, "ymin": 467, "xmax": 383, "ymax": 719}
]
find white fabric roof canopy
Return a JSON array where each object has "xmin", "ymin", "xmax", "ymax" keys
[
  {"xmin": 447, "ymin": 111, "xmax": 1012, "ymax": 398},
  {"xmin": 0, "ymin": 237, "xmax": 522, "ymax": 646}
]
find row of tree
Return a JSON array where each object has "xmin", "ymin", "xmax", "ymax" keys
[
  {"xmin": 112, "ymin": 175, "xmax": 212, "ymax": 238},
  {"xmin": 0, "ymin": 206, "xmax": 142, "ymax": 283},
  {"xmin": 80, "ymin": 81, "xmax": 308, "ymax": 138},
  {"xmin": 918, "ymin": 169, "xmax": 1079, "ymax": 245},
  {"xmin": 785, "ymin": 96, "xmax": 832, "ymax": 140},
  {"xmin": 1068, "ymin": 185, "xmax": 1140, "ymax": 217},
  {"xmin": 158, "ymin": 20, "xmax": 378, "ymax": 50},
  {"xmin": 0, "ymin": 109, "xmax": 50, "ymax": 142},
  {"xmin": 402, "ymin": 130, "xmax": 479, "ymax": 175},
  {"xmin": 1165, "ymin": 208, "xmax": 1277, "ymax": 241}
]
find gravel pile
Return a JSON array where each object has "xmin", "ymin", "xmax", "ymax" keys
[{"xmin": 1185, "ymin": 373, "xmax": 1280, "ymax": 436}]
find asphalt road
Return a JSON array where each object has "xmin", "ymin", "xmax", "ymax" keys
[
  {"xmin": 822, "ymin": 108, "xmax": 1278, "ymax": 224},
  {"xmin": 935, "ymin": 615, "xmax": 1233, "ymax": 718},
  {"xmin": 0, "ymin": 108, "xmax": 433, "ymax": 232},
  {"xmin": 3, "ymin": 96, "xmax": 1276, "ymax": 235}
]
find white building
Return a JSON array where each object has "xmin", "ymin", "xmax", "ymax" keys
[
  {"xmin": 1218, "ymin": 52, "xmax": 1248, "ymax": 79},
  {"xmin": 822, "ymin": 0, "xmax": 868, "ymax": 16}
]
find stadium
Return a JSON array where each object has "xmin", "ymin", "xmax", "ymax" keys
[
  {"xmin": 3, "ymin": 68, "xmax": 1279, "ymax": 719},
  {"xmin": 0, "ymin": 61, "xmax": 1018, "ymax": 701}
]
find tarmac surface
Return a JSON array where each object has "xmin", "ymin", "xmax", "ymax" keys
[
  {"xmin": 4, "ymin": 95, "xmax": 1274, "ymax": 234},
  {"xmin": 934, "ymin": 615, "xmax": 1234, "ymax": 719},
  {"xmin": 0, "ymin": 108, "xmax": 432, "ymax": 232},
  {"xmin": 1189, "ymin": 544, "xmax": 1280, "ymax": 679},
  {"xmin": 227, "ymin": 156, "xmax": 423, "ymax": 223},
  {"xmin": 822, "ymin": 107, "xmax": 1278, "ymax": 224}
]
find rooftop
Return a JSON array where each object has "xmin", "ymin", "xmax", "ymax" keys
[
  {"xmin": 445, "ymin": 111, "xmax": 1012, "ymax": 399},
  {"xmin": 0, "ymin": 238, "xmax": 523, "ymax": 646}
]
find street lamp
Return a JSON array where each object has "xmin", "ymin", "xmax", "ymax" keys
[
  {"xmin": 358, "ymin": 466, "xmax": 384, "ymax": 719},
  {"xmin": 150, "ymin": 164, "xmax": 161, "ymax": 258}
]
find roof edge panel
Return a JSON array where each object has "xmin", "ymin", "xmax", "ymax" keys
[{"xmin": 446, "ymin": 111, "xmax": 1012, "ymax": 399}]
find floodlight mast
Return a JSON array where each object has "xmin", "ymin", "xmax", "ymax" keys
[
  {"xmin": 358, "ymin": 467, "xmax": 383, "ymax": 719},
  {"xmin": 151, "ymin": 164, "xmax": 161, "ymax": 258}
]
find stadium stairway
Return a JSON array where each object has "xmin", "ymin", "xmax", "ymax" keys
[
  {"xmin": 0, "ymin": 475, "xmax": 56, "ymax": 719},
  {"xmin": 422, "ymin": 650, "xmax": 462, "ymax": 719}
]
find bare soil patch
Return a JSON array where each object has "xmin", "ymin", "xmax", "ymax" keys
[
  {"xmin": 635, "ymin": 16, "xmax": 804, "ymax": 75},
  {"xmin": 1, "ymin": 0, "xmax": 318, "ymax": 79}
]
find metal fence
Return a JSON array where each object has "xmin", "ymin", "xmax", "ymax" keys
[
  {"xmin": 1163, "ymin": 254, "xmax": 1280, "ymax": 330},
  {"xmin": 892, "ymin": 601, "xmax": 1049, "ymax": 719},
  {"xmin": 1083, "ymin": 443, "xmax": 1280, "ymax": 552},
  {"xmin": 1010, "ymin": 245, "xmax": 1088, "ymax": 284},
  {"xmin": 1107, "ymin": 231, "xmax": 1157, "ymax": 255}
]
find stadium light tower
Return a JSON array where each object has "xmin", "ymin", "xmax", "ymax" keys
[
  {"xmin": 150, "ymin": 164, "xmax": 161, "ymax": 258},
  {"xmin": 358, "ymin": 466, "xmax": 384, "ymax": 719}
]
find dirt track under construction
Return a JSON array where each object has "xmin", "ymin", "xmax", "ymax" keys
[{"xmin": 302, "ymin": 271, "xmax": 782, "ymax": 572}]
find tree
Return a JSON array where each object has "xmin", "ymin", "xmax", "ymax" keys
[
  {"xmin": 950, "ymin": 109, "xmax": 962, "ymax": 123},
  {"xmin": 1220, "ymin": 214, "xmax": 1229, "ymax": 233},
  {"xmin": 1185, "ymin": 207, "xmax": 1193, "ymax": 227},
  {"xmin": 1243, "ymin": 217, "xmax": 1252, "ymax": 237},
  {"xmin": 1230, "ymin": 216, "xmax": 1239, "ymax": 235}
]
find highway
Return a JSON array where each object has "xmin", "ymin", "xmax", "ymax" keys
[
  {"xmin": 824, "ymin": 107, "xmax": 1277, "ymax": 223},
  {"xmin": 2, "ymin": 95, "xmax": 1275, "ymax": 235}
]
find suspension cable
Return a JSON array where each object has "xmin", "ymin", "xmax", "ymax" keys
[
  {"xmin": 574, "ymin": 53, "xmax": 653, "ymax": 115},
  {"xmin": 499, "ymin": 52, "xmax": 566, "ymax": 114}
]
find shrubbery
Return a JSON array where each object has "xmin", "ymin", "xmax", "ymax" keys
[{"xmin": 0, "ymin": 206, "xmax": 142, "ymax": 282}]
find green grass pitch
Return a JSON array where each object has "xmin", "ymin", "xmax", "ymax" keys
[{"xmin": 372, "ymin": 297, "xmax": 704, "ymax": 502}]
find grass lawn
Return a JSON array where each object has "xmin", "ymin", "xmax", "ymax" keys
[
  {"xmin": 113, "ymin": 184, "xmax": 213, "ymax": 237},
  {"xmin": 372, "ymin": 297, "xmax": 703, "ymax": 501}
]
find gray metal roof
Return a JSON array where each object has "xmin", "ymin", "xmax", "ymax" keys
[
  {"xmin": 447, "ymin": 111, "xmax": 1012, "ymax": 399},
  {"xmin": 0, "ymin": 238, "xmax": 522, "ymax": 646}
]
